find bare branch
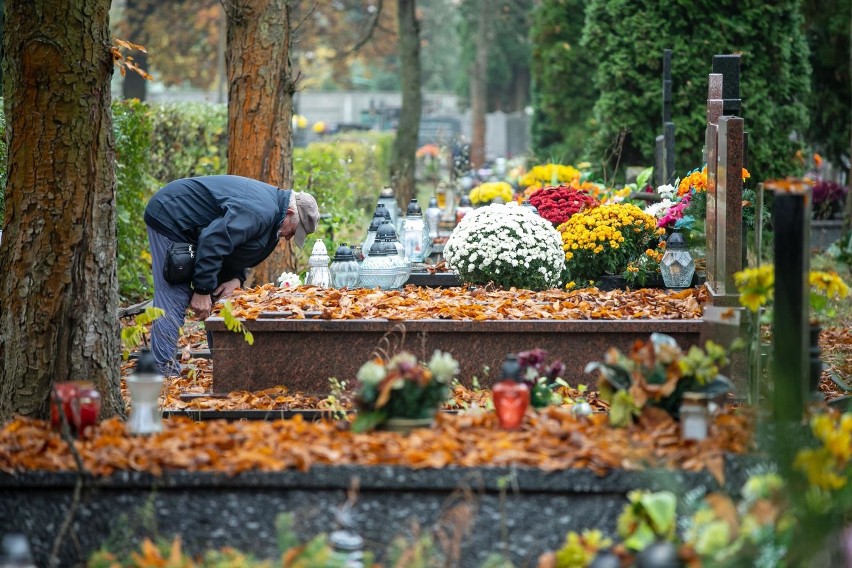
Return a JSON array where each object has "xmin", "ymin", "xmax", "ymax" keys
[{"xmin": 332, "ymin": 0, "xmax": 384, "ymax": 61}]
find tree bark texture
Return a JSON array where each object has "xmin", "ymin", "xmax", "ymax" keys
[
  {"xmin": 469, "ymin": 0, "xmax": 489, "ymax": 170},
  {"xmin": 225, "ymin": 0, "xmax": 297, "ymax": 285},
  {"xmin": 389, "ymin": 0, "xmax": 422, "ymax": 209},
  {"xmin": 0, "ymin": 0, "xmax": 121, "ymax": 422}
]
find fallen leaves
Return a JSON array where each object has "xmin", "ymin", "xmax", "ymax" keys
[
  {"xmin": 0, "ymin": 408, "xmax": 752, "ymax": 480},
  {"xmin": 217, "ymin": 284, "xmax": 708, "ymax": 321}
]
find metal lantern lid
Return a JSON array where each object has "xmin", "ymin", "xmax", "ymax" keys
[
  {"xmin": 459, "ymin": 194, "xmax": 472, "ymax": 207},
  {"xmin": 135, "ymin": 348, "xmax": 159, "ymax": 377},
  {"xmin": 406, "ymin": 199, "xmax": 422, "ymax": 216},
  {"xmin": 666, "ymin": 231, "xmax": 687, "ymax": 250},
  {"xmin": 373, "ymin": 204, "xmax": 389, "ymax": 220},
  {"xmin": 376, "ymin": 222, "xmax": 398, "ymax": 242},
  {"xmin": 332, "ymin": 243, "xmax": 356, "ymax": 262},
  {"xmin": 428, "ymin": 196, "xmax": 439, "ymax": 208},
  {"xmin": 501, "ymin": 353, "xmax": 522, "ymax": 382},
  {"xmin": 379, "ymin": 186, "xmax": 394, "ymax": 198},
  {"xmin": 368, "ymin": 239, "xmax": 389, "ymax": 256},
  {"xmin": 367, "ymin": 216, "xmax": 382, "ymax": 233}
]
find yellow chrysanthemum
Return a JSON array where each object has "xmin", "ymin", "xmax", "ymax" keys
[
  {"xmin": 809, "ymin": 271, "xmax": 850, "ymax": 300},
  {"xmin": 794, "ymin": 447, "xmax": 847, "ymax": 491}
]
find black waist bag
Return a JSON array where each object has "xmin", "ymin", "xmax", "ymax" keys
[{"xmin": 163, "ymin": 242, "xmax": 196, "ymax": 285}]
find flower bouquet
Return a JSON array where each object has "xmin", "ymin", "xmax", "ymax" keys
[
  {"xmin": 734, "ymin": 265, "xmax": 849, "ymax": 320},
  {"xmin": 811, "ymin": 179, "xmax": 848, "ymax": 220},
  {"xmin": 528, "ymin": 185, "xmax": 600, "ymax": 227},
  {"xmin": 469, "ymin": 181, "xmax": 514, "ymax": 205},
  {"xmin": 557, "ymin": 203, "xmax": 664, "ymax": 286},
  {"xmin": 351, "ymin": 350, "xmax": 460, "ymax": 433},
  {"xmin": 517, "ymin": 348, "xmax": 566, "ymax": 408},
  {"xmin": 584, "ymin": 333, "xmax": 733, "ymax": 427},
  {"xmin": 444, "ymin": 202, "xmax": 565, "ymax": 291}
]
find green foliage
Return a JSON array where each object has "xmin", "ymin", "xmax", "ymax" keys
[
  {"xmin": 577, "ymin": 0, "xmax": 810, "ymax": 183},
  {"xmin": 120, "ymin": 306, "xmax": 164, "ymax": 360},
  {"xmin": 292, "ymin": 132, "xmax": 394, "ymax": 260},
  {"xmin": 802, "ymin": 0, "xmax": 851, "ymax": 170},
  {"xmin": 220, "ymin": 301, "xmax": 254, "ymax": 345},
  {"xmin": 148, "ymin": 102, "xmax": 228, "ymax": 183},
  {"xmin": 617, "ymin": 490, "xmax": 678, "ymax": 551},
  {"xmin": 530, "ymin": 0, "xmax": 599, "ymax": 164},
  {"xmin": 113, "ymin": 99, "xmax": 156, "ymax": 303}
]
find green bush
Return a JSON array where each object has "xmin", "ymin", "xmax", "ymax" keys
[
  {"xmin": 148, "ymin": 102, "xmax": 228, "ymax": 183},
  {"xmin": 113, "ymin": 100, "xmax": 156, "ymax": 303},
  {"xmin": 293, "ymin": 131, "xmax": 394, "ymax": 258},
  {"xmin": 530, "ymin": 0, "xmax": 598, "ymax": 165},
  {"xmin": 573, "ymin": 0, "xmax": 810, "ymax": 183}
]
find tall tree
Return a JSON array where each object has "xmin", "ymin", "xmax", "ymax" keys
[
  {"xmin": 469, "ymin": 0, "xmax": 489, "ymax": 169},
  {"xmin": 389, "ymin": 0, "xmax": 422, "ymax": 207},
  {"xmin": 0, "ymin": 0, "xmax": 121, "ymax": 422},
  {"xmin": 224, "ymin": 0, "xmax": 298, "ymax": 284}
]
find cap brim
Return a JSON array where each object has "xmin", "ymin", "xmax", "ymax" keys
[{"xmin": 294, "ymin": 224, "xmax": 308, "ymax": 248}]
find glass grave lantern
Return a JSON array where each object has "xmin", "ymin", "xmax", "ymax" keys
[
  {"xmin": 402, "ymin": 199, "xmax": 432, "ymax": 264},
  {"xmin": 127, "ymin": 348, "xmax": 165, "ymax": 435},
  {"xmin": 425, "ymin": 196, "xmax": 442, "ymax": 240},
  {"xmin": 455, "ymin": 194, "xmax": 474, "ymax": 224},
  {"xmin": 660, "ymin": 231, "xmax": 695, "ymax": 290},
  {"xmin": 377, "ymin": 187, "xmax": 400, "ymax": 228},
  {"xmin": 375, "ymin": 223, "xmax": 410, "ymax": 288},
  {"xmin": 361, "ymin": 216, "xmax": 383, "ymax": 260},
  {"xmin": 330, "ymin": 243, "xmax": 361, "ymax": 289},
  {"xmin": 358, "ymin": 239, "xmax": 397, "ymax": 290},
  {"xmin": 305, "ymin": 240, "xmax": 332, "ymax": 288}
]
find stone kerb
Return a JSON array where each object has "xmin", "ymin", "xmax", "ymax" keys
[
  {"xmin": 0, "ymin": 461, "xmax": 755, "ymax": 567},
  {"xmin": 207, "ymin": 317, "xmax": 703, "ymax": 394}
]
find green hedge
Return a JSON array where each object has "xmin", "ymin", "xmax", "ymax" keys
[
  {"xmin": 530, "ymin": 0, "xmax": 599, "ymax": 165},
  {"xmin": 529, "ymin": 0, "xmax": 811, "ymax": 183},
  {"xmin": 0, "ymin": 100, "xmax": 392, "ymax": 302}
]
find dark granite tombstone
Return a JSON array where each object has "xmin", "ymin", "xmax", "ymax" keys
[
  {"xmin": 664, "ymin": 122, "xmax": 676, "ymax": 185},
  {"xmin": 712, "ymin": 54, "xmax": 741, "ymax": 116},
  {"xmin": 770, "ymin": 183, "xmax": 812, "ymax": 421},
  {"xmin": 654, "ymin": 135, "xmax": 666, "ymax": 188}
]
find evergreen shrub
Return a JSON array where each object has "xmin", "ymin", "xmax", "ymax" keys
[{"xmin": 571, "ymin": 0, "xmax": 810, "ymax": 182}]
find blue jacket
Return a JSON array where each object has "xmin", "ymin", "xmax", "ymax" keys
[{"xmin": 144, "ymin": 175, "xmax": 291, "ymax": 295}]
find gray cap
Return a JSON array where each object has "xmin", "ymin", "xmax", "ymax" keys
[{"xmin": 292, "ymin": 191, "xmax": 320, "ymax": 248}]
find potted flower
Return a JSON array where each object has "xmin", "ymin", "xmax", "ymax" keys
[
  {"xmin": 351, "ymin": 350, "xmax": 460, "ymax": 433},
  {"xmin": 557, "ymin": 202, "xmax": 665, "ymax": 289},
  {"xmin": 516, "ymin": 348, "xmax": 567, "ymax": 408},
  {"xmin": 443, "ymin": 202, "xmax": 565, "ymax": 291},
  {"xmin": 584, "ymin": 333, "xmax": 733, "ymax": 427},
  {"xmin": 469, "ymin": 181, "xmax": 514, "ymax": 206}
]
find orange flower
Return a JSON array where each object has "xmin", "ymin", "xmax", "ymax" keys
[{"xmin": 814, "ymin": 153, "xmax": 823, "ymax": 168}]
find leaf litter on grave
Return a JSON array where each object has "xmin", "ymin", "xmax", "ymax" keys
[
  {"xmin": 217, "ymin": 285, "xmax": 707, "ymax": 321},
  {"xmin": 0, "ymin": 408, "xmax": 751, "ymax": 483}
]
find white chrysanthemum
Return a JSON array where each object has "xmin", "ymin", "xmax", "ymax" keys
[
  {"xmin": 277, "ymin": 271, "xmax": 302, "ymax": 288},
  {"xmin": 356, "ymin": 360, "xmax": 386, "ymax": 385},
  {"xmin": 428, "ymin": 350, "xmax": 460, "ymax": 383},
  {"xmin": 443, "ymin": 202, "xmax": 565, "ymax": 290},
  {"xmin": 657, "ymin": 183, "xmax": 677, "ymax": 200}
]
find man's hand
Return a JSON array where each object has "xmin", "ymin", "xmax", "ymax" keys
[
  {"xmin": 190, "ymin": 293, "xmax": 213, "ymax": 320},
  {"xmin": 213, "ymin": 278, "xmax": 241, "ymax": 301}
]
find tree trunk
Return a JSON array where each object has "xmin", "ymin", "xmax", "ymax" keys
[
  {"xmin": 389, "ymin": 0, "xmax": 422, "ymax": 209},
  {"xmin": 0, "ymin": 0, "xmax": 121, "ymax": 422},
  {"xmin": 469, "ymin": 0, "xmax": 489, "ymax": 170},
  {"xmin": 225, "ymin": 0, "xmax": 296, "ymax": 285}
]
